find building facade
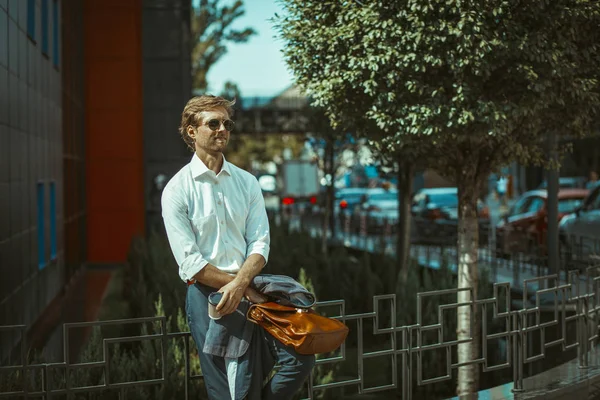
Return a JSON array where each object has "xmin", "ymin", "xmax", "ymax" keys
[{"xmin": 0, "ymin": 0, "xmax": 191, "ymax": 361}]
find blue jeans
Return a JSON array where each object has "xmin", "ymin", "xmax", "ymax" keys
[{"xmin": 186, "ymin": 283, "xmax": 315, "ymax": 400}]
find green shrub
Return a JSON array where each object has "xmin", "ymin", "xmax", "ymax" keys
[{"xmin": 35, "ymin": 219, "xmax": 500, "ymax": 400}]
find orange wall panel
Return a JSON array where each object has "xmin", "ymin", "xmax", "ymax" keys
[
  {"xmin": 87, "ymin": 160, "xmax": 143, "ymax": 212},
  {"xmin": 87, "ymin": 111, "xmax": 140, "ymax": 160},
  {"xmin": 86, "ymin": 12, "xmax": 139, "ymax": 59},
  {"xmin": 88, "ymin": 211, "xmax": 143, "ymax": 260},
  {"xmin": 87, "ymin": 61, "xmax": 140, "ymax": 110},
  {"xmin": 84, "ymin": 0, "xmax": 144, "ymax": 263}
]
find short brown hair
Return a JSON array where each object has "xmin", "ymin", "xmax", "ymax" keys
[{"xmin": 178, "ymin": 95, "xmax": 236, "ymax": 151}]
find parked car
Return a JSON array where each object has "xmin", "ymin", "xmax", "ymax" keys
[
  {"xmin": 335, "ymin": 187, "xmax": 396, "ymax": 233},
  {"xmin": 559, "ymin": 184, "xmax": 600, "ymax": 268},
  {"xmin": 356, "ymin": 189, "xmax": 399, "ymax": 234},
  {"xmin": 410, "ymin": 188, "xmax": 490, "ymax": 244},
  {"xmin": 495, "ymin": 188, "xmax": 589, "ymax": 258},
  {"xmin": 335, "ymin": 188, "xmax": 371, "ymax": 216},
  {"xmin": 537, "ymin": 176, "xmax": 587, "ymax": 190}
]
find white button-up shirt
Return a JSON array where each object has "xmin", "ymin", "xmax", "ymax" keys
[{"xmin": 161, "ymin": 154, "xmax": 270, "ymax": 282}]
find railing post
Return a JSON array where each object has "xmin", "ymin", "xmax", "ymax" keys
[
  {"xmin": 404, "ymin": 327, "xmax": 412, "ymax": 400},
  {"xmin": 512, "ymin": 311, "xmax": 525, "ymax": 393},
  {"xmin": 578, "ymin": 295, "xmax": 590, "ymax": 369},
  {"xmin": 184, "ymin": 335, "xmax": 190, "ymax": 400},
  {"xmin": 42, "ymin": 363, "xmax": 49, "ymax": 400}
]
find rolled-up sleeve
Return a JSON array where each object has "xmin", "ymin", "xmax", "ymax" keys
[
  {"xmin": 245, "ymin": 180, "xmax": 270, "ymax": 265},
  {"xmin": 161, "ymin": 187, "xmax": 209, "ymax": 281}
]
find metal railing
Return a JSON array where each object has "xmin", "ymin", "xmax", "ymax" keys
[{"xmin": 1, "ymin": 266, "xmax": 600, "ymax": 399}]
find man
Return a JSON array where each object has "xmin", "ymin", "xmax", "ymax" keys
[{"xmin": 161, "ymin": 95, "xmax": 314, "ymax": 399}]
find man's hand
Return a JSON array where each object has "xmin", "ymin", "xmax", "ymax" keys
[
  {"xmin": 244, "ymin": 287, "xmax": 268, "ymax": 304},
  {"xmin": 216, "ymin": 278, "xmax": 249, "ymax": 315}
]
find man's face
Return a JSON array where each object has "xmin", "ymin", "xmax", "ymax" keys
[{"xmin": 188, "ymin": 107, "xmax": 232, "ymax": 155}]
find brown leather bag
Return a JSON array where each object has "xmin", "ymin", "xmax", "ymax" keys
[{"xmin": 247, "ymin": 302, "xmax": 349, "ymax": 355}]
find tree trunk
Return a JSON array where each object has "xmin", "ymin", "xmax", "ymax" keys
[
  {"xmin": 321, "ymin": 139, "xmax": 335, "ymax": 254},
  {"xmin": 397, "ymin": 161, "xmax": 415, "ymax": 282},
  {"xmin": 456, "ymin": 177, "xmax": 480, "ymax": 397}
]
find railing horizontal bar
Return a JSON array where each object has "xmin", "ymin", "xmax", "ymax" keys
[
  {"xmin": 104, "ymin": 334, "xmax": 163, "ymax": 344},
  {"xmin": 482, "ymin": 362, "xmax": 511, "ymax": 372},
  {"xmin": 105, "ymin": 379, "xmax": 165, "ymax": 389},
  {"xmin": 417, "ymin": 338, "xmax": 472, "ymax": 351},
  {"xmin": 315, "ymin": 356, "xmax": 344, "ymax": 365},
  {"xmin": 525, "ymin": 354, "xmax": 545, "ymax": 363},
  {"xmin": 420, "ymin": 374, "xmax": 451, "ymax": 385},
  {"xmin": 312, "ymin": 378, "xmax": 361, "ymax": 391},
  {"xmin": 315, "ymin": 300, "xmax": 346, "ymax": 307},
  {"xmin": 452, "ymin": 357, "xmax": 485, "ymax": 368},
  {"xmin": 65, "ymin": 317, "xmax": 164, "ymax": 329},
  {"xmin": 345, "ymin": 312, "xmax": 376, "ymax": 320},
  {"xmin": 0, "ymin": 325, "xmax": 25, "ymax": 331},
  {"xmin": 362, "ymin": 349, "xmax": 395, "ymax": 358},
  {"xmin": 0, "ymin": 391, "xmax": 26, "ymax": 398},
  {"xmin": 166, "ymin": 332, "xmax": 191, "ymax": 339},
  {"xmin": 66, "ymin": 361, "xmax": 105, "ymax": 369},
  {"xmin": 361, "ymin": 383, "xmax": 398, "ymax": 393},
  {"xmin": 486, "ymin": 332, "xmax": 510, "ymax": 340},
  {"xmin": 46, "ymin": 378, "xmax": 166, "ymax": 395},
  {"xmin": 419, "ymin": 324, "xmax": 442, "ymax": 332}
]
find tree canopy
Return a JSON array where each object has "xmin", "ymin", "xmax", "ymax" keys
[
  {"xmin": 192, "ymin": 0, "xmax": 255, "ymax": 92},
  {"xmin": 277, "ymin": 0, "xmax": 600, "ymax": 177}
]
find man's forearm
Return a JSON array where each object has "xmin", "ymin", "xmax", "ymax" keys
[
  {"xmin": 193, "ymin": 264, "xmax": 235, "ymax": 290},
  {"xmin": 192, "ymin": 254, "xmax": 266, "ymax": 290},
  {"xmin": 235, "ymin": 253, "xmax": 266, "ymax": 287}
]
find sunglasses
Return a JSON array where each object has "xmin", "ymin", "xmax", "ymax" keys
[{"xmin": 204, "ymin": 118, "xmax": 235, "ymax": 132}]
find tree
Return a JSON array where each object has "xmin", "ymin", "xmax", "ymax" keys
[
  {"xmin": 276, "ymin": 0, "xmax": 600, "ymax": 396},
  {"xmin": 304, "ymin": 106, "xmax": 346, "ymax": 254},
  {"xmin": 220, "ymin": 80, "xmax": 242, "ymax": 102},
  {"xmin": 370, "ymin": 138, "xmax": 432, "ymax": 281},
  {"xmin": 192, "ymin": 0, "xmax": 256, "ymax": 92}
]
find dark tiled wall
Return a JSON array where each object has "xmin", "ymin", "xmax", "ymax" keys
[
  {"xmin": 61, "ymin": 0, "xmax": 85, "ymax": 281},
  {"xmin": 142, "ymin": 0, "xmax": 192, "ymax": 232},
  {"xmin": 0, "ymin": 0, "xmax": 64, "ymax": 353}
]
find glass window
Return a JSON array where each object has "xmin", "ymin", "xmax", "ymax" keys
[
  {"xmin": 511, "ymin": 197, "xmax": 531, "ymax": 215},
  {"xmin": 369, "ymin": 192, "xmax": 398, "ymax": 201},
  {"xmin": 429, "ymin": 193, "xmax": 458, "ymax": 207},
  {"xmin": 558, "ymin": 198, "xmax": 584, "ymax": 214},
  {"xmin": 52, "ymin": 0, "xmax": 59, "ymax": 67},
  {"xmin": 527, "ymin": 197, "xmax": 545, "ymax": 213},
  {"xmin": 50, "ymin": 181, "xmax": 57, "ymax": 259},
  {"xmin": 27, "ymin": 0, "xmax": 35, "ymax": 41},
  {"xmin": 37, "ymin": 183, "xmax": 46, "ymax": 269},
  {"xmin": 41, "ymin": 0, "xmax": 49, "ymax": 55}
]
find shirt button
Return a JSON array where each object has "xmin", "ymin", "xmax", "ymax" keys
[
  {"xmin": 218, "ymin": 201, "xmax": 222, "ymax": 205},
  {"xmin": 220, "ymin": 221, "xmax": 224, "ymax": 224}
]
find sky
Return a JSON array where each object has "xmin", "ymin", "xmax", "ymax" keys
[{"xmin": 203, "ymin": 0, "xmax": 295, "ymax": 98}]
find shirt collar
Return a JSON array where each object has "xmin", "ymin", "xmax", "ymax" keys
[{"xmin": 190, "ymin": 153, "xmax": 231, "ymax": 178}]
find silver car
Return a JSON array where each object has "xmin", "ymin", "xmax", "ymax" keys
[{"xmin": 559, "ymin": 183, "xmax": 600, "ymax": 268}]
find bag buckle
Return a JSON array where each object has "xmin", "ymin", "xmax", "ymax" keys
[{"xmin": 296, "ymin": 308, "xmax": 308, "ymax": 313}]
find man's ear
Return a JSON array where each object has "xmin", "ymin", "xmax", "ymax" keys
[{"xmin": 187, "ymin": 126, "xmax": 195, "ymax": 141}]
